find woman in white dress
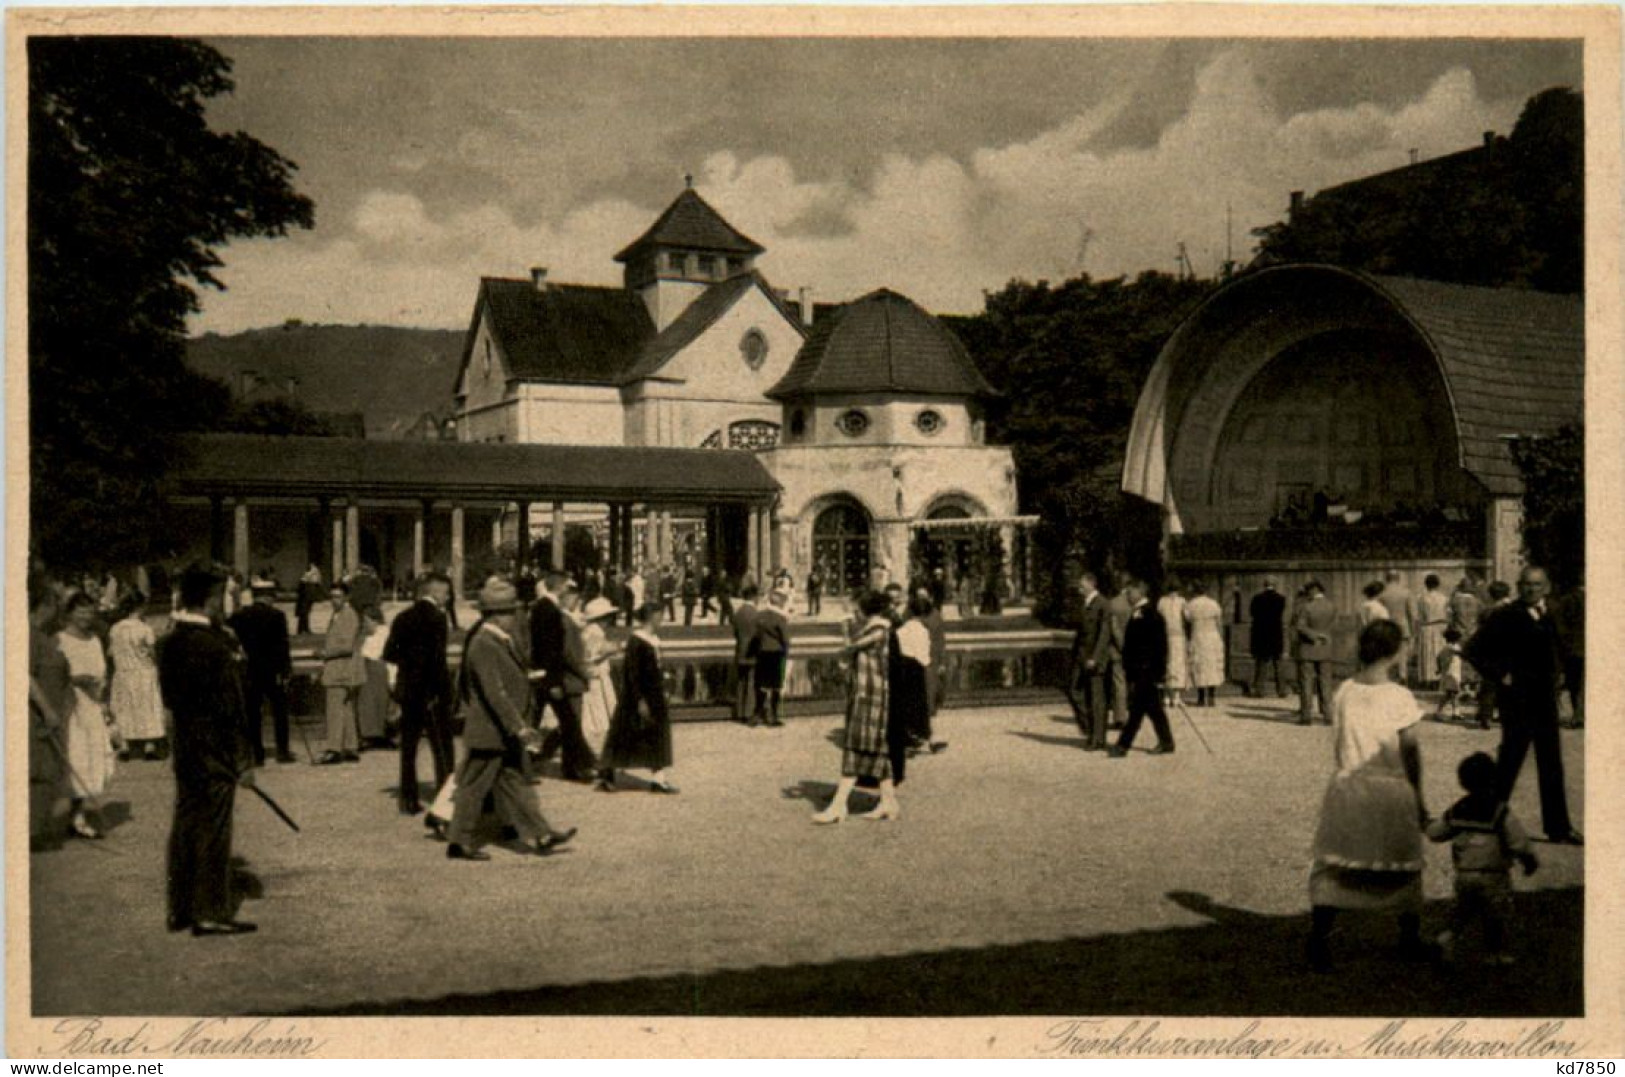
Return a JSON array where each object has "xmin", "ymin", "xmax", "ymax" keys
[
  {"xmin": 577, "ymin": 597, "xmax": 622, "ymax": 759},
  {"xmin": 1184, "ymin": 580, "xmax": 1226, "ymax": 707},
  {"xmin": 1157, "ymin": 576, "xmax": 1190, "ymax": 708},
  {"xmin": 108, "ymin": 596, "xmax": 166, "ymax": 760},
  {"xmin": 1358, "ymin": 581, "xmax": 1391, "ymax": 630},
  {"xmin": 57, "ymin": 592, "xmax": 117, "ymax": 838}
]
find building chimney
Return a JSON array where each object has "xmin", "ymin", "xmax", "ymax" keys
[
  {"xmin": 1288, "ymin": 191, "xmax": 1304, "ymax": 219},
  {"xmin": 530, "ymin": 266, "xmax": 549, "ymax": 290},
  {"xmin": 798, "ymin": 286, "xmax": 814, "ymax": 327}
]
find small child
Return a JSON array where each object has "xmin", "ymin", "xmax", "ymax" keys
[
  {"xmin": 1433, "ymin": 628, "xmax": 1464, "ymax": 722},
  {"xmin": 1426, "ymin": 751, "xmax": 1538, "ymax": 965}
]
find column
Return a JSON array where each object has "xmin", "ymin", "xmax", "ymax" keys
[
  {"xmin": 345, "ymin": 501, "xmax": 361, "ymax": 575},
  {"xmin": 659, "ymin": 510, "xmax": 673, "ymax": 567},
  {"xmin": 412, "ymin": 501, "xmax": 428, "ymax": 575},
  {"xmin": 232, "ymin": 499, "xmax": 250, "ymax": 578},
  {"xmin": 746, "ymin": 506, "xmax": 760, "ymax": 583},
  {"xmin": 1488, "ymin": 496, "xmax": 1525, "ymax": 585},
  {"xmin": 621, "ymin": 504, "xmax": 635, "ymax": 570},
  {"xmin": 643, "ymin": 506, "xmax": 658, "ymax": 569},
  {"xmin": 449, "ymin": 504, "xmax": 466, "ymax": 605},
  {"xmin": 515, "ymin": 500, "xmax": 531, "ymax": 570},
  {"xmin": 491, "ymin": 508, "xmax": 504, "ymax": 553},
  {"xmin": 331, "ymin": 509, "xmax": 345, "ymax": 583},
  {"xmin": 768, "ymin": 510, "xmax": 781, "ymax": 575},
  {"xmin": 551, "ymin": 502, "xmax": 566, "ymax": 571},
  {"xmin": 208, "ymin": 495, "xmax": 226, "ymax": 563}
]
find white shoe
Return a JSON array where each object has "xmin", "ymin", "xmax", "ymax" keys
[
  {"xmin": 812, "ymin": 808, "xmax": 844, "ymax": 825},
  {"xmin": 856, "ymin": 805, "xmax": 899, "ymax": 821}
]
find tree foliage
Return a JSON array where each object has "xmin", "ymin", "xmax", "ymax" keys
[
  {"xmin": 1252, "ymin": 88, "xmax": 1582, "ymax": 294},
  {"xmin": 1509, "ymin": 425, "xmax": 1584, "ymax": 592},
  {"xmin": 29, "ymin": 37, "xmax": 315, "ymax": 571},
  {"xmin": 949, "ymin": 271, "xmax": 1212, "ymax": 618}
]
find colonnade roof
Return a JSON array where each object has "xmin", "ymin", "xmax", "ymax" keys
[{"xmin": 167, "ymin": 433, "xmax": 780, "ymax": 504}]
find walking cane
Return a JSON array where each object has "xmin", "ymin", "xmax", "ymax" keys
[{"xmin": 1173, "ymin": 698, "xmax": 1215, "ymax": 755}]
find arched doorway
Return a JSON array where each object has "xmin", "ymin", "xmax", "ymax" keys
[
  {"xmin": 921, "ymin": 503, "xmax": 976, "ymax": 581},
  {"xmin": 813, "ymin": 499, "xmax": 871, "ymax": 596}
]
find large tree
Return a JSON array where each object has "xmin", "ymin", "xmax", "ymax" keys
[
  {"xmin": 1252, "ymin": 87, "xmax": 1582, "ymax": 294},
  {"xmin": 948, "ymin": 271, "xmax": 1212, "ymax": 617},
  {"xmin": 29, "ymin": 37, "xmax": 314, "ymax": 570}
]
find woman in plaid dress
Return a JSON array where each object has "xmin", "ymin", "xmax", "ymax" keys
[{"xmin": 814, "ymin": 590, "xmax": 899, "ymax": 824}]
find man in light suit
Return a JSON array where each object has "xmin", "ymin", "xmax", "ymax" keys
[
  {"xmin": 1065, "ymin": 573, "xmax": 1112, "ymax": 750},
  {"xmin": 317, "ymin": 582, "xmax": 364, "ymax": 763},
  {"xmin": 1293, "ymin": 579, "xmax": 1336, "ymax": 725}
]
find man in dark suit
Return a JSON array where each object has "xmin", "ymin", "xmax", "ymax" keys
[
  {"xmin": 730, "ymin": 583, "xmax": 760, "ymax": 721},
  {"xmin": 227, "ymin": 579, "xmax": 294, "ymax": 766},
  {"xmin": 1248, "ymin": 577, "xmax": 1288, "ymax": 698},
  {"xmin": 1293, "ymin": 580, "xmax": 1337, "ymax": 725},
  {"xmin": 529, "ymin": 573, "xmax": 595, "ymax": 781},
  {"xmin": 158, "ymin": 564, "xmax": 257, "ymax": 936},
  {"xmin": 1104, "ymin": 584, "xmax": 1132, "ymax": 728},
  {"xmin": 1108, "ymin": 577, "xmax": 1174, "ymax": 757},
  {"xmin": 383, "ymin": 572, "xmax": 455, "ymax": 814},
  {"xmin": 1465, "ymin": 566, "xmax": 1583, "ymax": 845},
  {"xmin": 1065, "ymin": 573, "xmax": 1112, "ymax": 750}
]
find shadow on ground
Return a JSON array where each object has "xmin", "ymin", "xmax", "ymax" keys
[{"xmin": 294, "ymin": 887, "xmax": 1581, "ymax": 1018}]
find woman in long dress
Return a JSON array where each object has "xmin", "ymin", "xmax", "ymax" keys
[
  {"xmin": 1157, "ymin": 576, "xmax": 1190, "ymax": 708},
  {"xmin": 814, "ymin": 590, "xmax": 898, "ymax": 824},
  {"xmin": 1413, "ymin": 574, "xmax": 1450, "ymax": 689},
  {"xmin": 1184, "ymin": 580, "xmax": 1226, "ymax": 707},
  {"xmin": 1306, "ymin": 620, "xmax": 1430, "ymax": 971},
  {"xmin": 108, "ymin": 595, "xmax": 166, "ymax": 760},
  {"xmin": 57, "ymin": 592, "xmax": 117, "ymax": 839},
  {"xmin": 597, "ymin": 602, "xmax": 676, "ymax": 794},
  {"xmin": 577, "ymin": 597, "xmax": 622, "ymax": 760}
]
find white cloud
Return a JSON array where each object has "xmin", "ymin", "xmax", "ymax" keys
[{"xmin": 192, "ymin": 50, "xmax": 1521, "ymax": 333}]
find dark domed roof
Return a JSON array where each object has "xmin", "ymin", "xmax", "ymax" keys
[{"xmin": 766, "ymin": 288, "xmax": 996, "ymax": 400}]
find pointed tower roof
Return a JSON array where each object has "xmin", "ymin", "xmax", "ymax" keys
[
  {"xmin": 767, "ymin": 288, "xmax": 997, "ymax": 400},
  {"xmin": 614, "ymin": 187, "xmax": 765, "ymax": 263}
]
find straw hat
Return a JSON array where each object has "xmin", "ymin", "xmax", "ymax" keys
[
  {"xmin": 581, "ymin": 596, "xmax": 617, "ymax": 622},
  {"xmin": 476, "ymin": 577, "xmax": 520, "ymax": 613}
]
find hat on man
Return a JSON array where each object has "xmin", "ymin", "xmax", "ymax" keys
[
  {"xmin": 476, "ymin": 577, "xmax": 520, "ymax": 613},
  {"xmin": 250, "ymin": 576, "xmax": 277, "ymax": 593},
  {"xmin": 581, "ymin": 597, "xmax": 617, "ymax": 622}
]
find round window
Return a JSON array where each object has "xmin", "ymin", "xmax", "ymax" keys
[
  {"xmin": 916, "ymin": 409, "xmax": 945, "ymax": 436},
  {"xmin": 836, "ymin": 409, "xmax": 870, "ymax": 438},
  {"xmin": 740, "ymin": 328, "xmax": 769, "ymax": 371}
]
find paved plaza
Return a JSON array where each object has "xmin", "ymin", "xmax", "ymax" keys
[{"xmin": 31, "ymin": 697, "xmax": 1583, "ymax": 1017}]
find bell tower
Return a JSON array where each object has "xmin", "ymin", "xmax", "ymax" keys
[{"xmin": 614, "ymin": 179, "xmax": 765, "ymax": 331}]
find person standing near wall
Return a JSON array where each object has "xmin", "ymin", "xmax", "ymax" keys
[
  {"xmin": 1248, "ymin": 578, "xmax": 1288, "ymax": 699},
  {"xmin": 1294, "ymin": 580, "xmax": 1336, "ymax": 726}
]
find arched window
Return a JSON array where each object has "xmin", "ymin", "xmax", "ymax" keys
[
  {"xmin": 813, "ymin": 499, "xmax": 872, "ymax": 595},
  {"xmin": 728, "ymin": 420, "xmax": 780, "ymax": 451}
]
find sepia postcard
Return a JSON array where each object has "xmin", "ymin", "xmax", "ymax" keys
[{"xmin": 7, "ymin": 2, "xmax": 1622, "ymax": 1059}]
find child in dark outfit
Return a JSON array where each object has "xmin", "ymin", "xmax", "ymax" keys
[{"xmin": 1425, "ymin": 751, "xmax": 1538, "ymax": 965}]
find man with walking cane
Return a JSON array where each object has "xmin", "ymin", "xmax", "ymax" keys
[
  {"xmin": 1107, "ymin": 577, "xmax": 1175, "ymax": 758},
  {"xmin": 158, "ymin": 564, "xmax": 260, "ymax": 936}
]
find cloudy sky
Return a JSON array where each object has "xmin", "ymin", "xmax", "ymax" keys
[{"xmin": 192, "ymin": 36, "xmax": 1580, "ymax": 333}]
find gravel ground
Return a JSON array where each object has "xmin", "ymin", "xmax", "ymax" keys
[{"xmin": 29, "ymin": 697, "xmax": 1583, "ymax": 1016}]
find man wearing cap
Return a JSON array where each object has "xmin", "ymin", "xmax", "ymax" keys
[
  {"xmin": 447, "ymin": 578, "xmax": 576, "ymax": 861},
  {"xmin": 529, "ymin": 573, "xmax": 596, "ymax": 781},
  {"xmin": 158, "ymin": 564, "xmax": 257, "ymax": 935},
  {"xmin": 384, "ymin": 572, "xmax": 455, "ymax": 814},
  {"xmin": 1247, "ymin": 577, "xmax": 1287, "ymax": 699},
  {"xmin": 1293, "ymin": 580, "xmax": 1336, "ymax": 725},
  {"xmin": 227, "ymin": 578, "xmax": 295, "ymax": 766}
]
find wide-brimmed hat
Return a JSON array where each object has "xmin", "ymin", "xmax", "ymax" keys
[
  {"xmin": 581, "ymin": 597, "xmax": 617, "ymax": 622},
  {"xmin": 250, "ymin": 576, "xmax": 277, "ymax": 593},
  {"xmin": 476, "ymin": 577, "xmax": 520, "ymax": 612}
]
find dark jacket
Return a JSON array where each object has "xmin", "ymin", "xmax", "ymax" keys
[
  {"xmin": 528, "ymin": 596, "xmax": 567, "ymax": 690},
  {"xmin": 753, "ymin": 606, "xmax": 790, "ymax": 654},
  {"xmin": 603, "ymin": 631, "xmax": 672, "ymax": 770},
  {"xmin": 457, "ymin": 623, "xmax": 532, "ymax": 753},
  {"xmin": 228, "ymin": 602, "xmax": 292, "ymax": 682},
  {"xmin": 731, "ymin": 601, "xmax": 759, "ymax": 662},
  {"xmin": 1121, "ymin": 601, "xmax": 1169, "ymax": 685},
  {"xmin": 158, "ymin": 619, "xmax": 252, "ymax": 781},
  {"xmin": 383, "ymin": 598, "xmax": 451, "ymax": 702},
  {"xmin": 1071, "ymin": 592, "xmax": 1111, "ymax": 671},
  {"xmin": 560, "ymin": 614, "xmax": 591, "ymax": 695},
  {"xmin": 1464, "ymin": 600, "xmax": 1564, "ymax": 711},
  {"xmin": 1293, "ymin": 595, "xmax": 1337, "ymax": 662},
  {"xmin": 1248, "ymin": 588, "xmax": 1287, "ymax": 659}
]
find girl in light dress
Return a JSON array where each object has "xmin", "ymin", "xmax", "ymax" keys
[
  {"xmin": 57, "ymin": 592, "xmax": 119, "ymax": 839},
  {"xmin": 108, "ymin": 595, "xmax": 167, "ymax": 760},
  {"xmin": 577, "ymin": 597, "xmax": 623, "ymax": 759},
  {"xmin": 1184, "ymin": 580, "xmax": 1226, "ymax": 707},
  {"xmin": 1306, "ymin": 620, "xmax": 1430, "ymax": 972},
  {"xmin": 1157, "ymin": 576, "xmax": 1189, "ymax": 708}
]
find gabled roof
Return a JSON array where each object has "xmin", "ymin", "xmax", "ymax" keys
[
  {"xmin": 620, "ymin": 271, "xmax": 805, "ymax": 384},
  {"xmin": 767, "ymin": 288, "xmax": 998, "ymax": 400},
  {"xmin": 614, "ymin": 188, "xmax": 765, "ymax": 263},
  {"xmin": 456, "ymin": 278, "xmax": 654, "ymax": 393}
]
